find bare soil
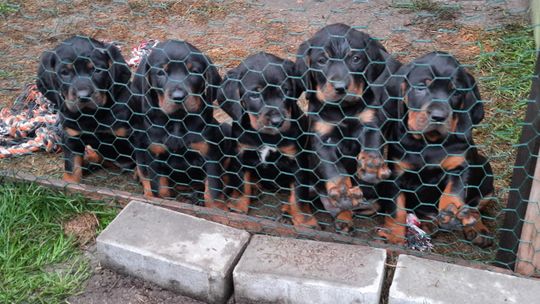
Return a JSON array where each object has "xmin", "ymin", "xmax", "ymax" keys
[{"xmin": 67, "ymin": 245, "xmax": 207, "ymax": 304}]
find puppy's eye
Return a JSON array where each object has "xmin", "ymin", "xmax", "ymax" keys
[
  {"xmin": 317, "ymin": 57, "xmax": 328, "ymax": 65},
  {"xmin": 93, "ymin": 67, "xmax": 106, "ymax": 74},
  {"xmin": 454, "ymin": 89, "xmax": 466, "ymax": 96},
  {"xmin": 414, "ymin": 83, "xmax": 427, "ymax": 91},
  {"xmin": 156, "ymin": 69, "xmax": 166, "ymax": 77},
  {"xmin": 248, "ymin": 90, "xmax": 261, "ymax": 100},
  {"xmin": 351, "ymin": 55, "xmax": 362, "ymax": 64},
  {"xmin": 60, "ymin": 68, "xmax": 70, "ymax": 77},
  {"xmin": 283, "ymin": 87, "xmax": 292, "ymax": 97},
  {"xmin": 188, "ymin": 64, "xmax": 201, "ymax": 74}
]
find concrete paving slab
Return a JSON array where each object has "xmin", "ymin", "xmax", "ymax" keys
[
  {"xmin": 96, "ymin": 201, "xmax": 250, "ymax": 304},
  {"xmin": 233, "ymin": 235, "xmax": 386, "ymax": 304},
  {"xmin": 389, "ymin": 255, "xmax": 540, "ymax": 304}
]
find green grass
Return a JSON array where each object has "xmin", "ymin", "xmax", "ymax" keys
[
  {"xmin": 0, "ymin": 2, "xmax": 18, "ymax": 15},
  {"xmin": 477, "ymin": 24, "xmax": 536, "ymax": 144},
  {"xmin": 0, "ymin": 69, "xmax": 15, "ymax": 79},
  {"xmin": 0, "ymin": 183, "xmax": 118, "ymax": 303}
]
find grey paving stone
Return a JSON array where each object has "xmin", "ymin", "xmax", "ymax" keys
[
  {"xmin": 390, "ymin": 254, "xmax": 540, "ymax": 304},
  {"xmin": 97, "ymin": 201, "xmax": 250, "ymax": 304},
  {"xmin": 233, "ymin": 235, "xmax": 386, "ymax": 304}
]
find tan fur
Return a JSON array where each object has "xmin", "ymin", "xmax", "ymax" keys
[
  {"xmin": 357, "ymin": 109, "xmax": 375, "ymax": 124},
  {"xmin": 113, "ymin": 127, "xmax": 129, "ymax": 137},
  {"xmin": 278, "ymin": 144, "xmax": 297, "ymax": 158},
  {"xmin": 158, "ymin": 176, "xmax": 171, "ymax": 198},
  {"xmin": 348, "ymin": 80, "xmax": 364, "ymax": 96},
  {"xmin": 281, "ymin": 182, "xmax": 319, "ymax": 229},
  {"xmin": 313, "ymin": 120, "xmax": 334, "ymax": 135},
  {"xmin": 441, "ymin": 156, "xmax": 465, "ymax": 171},
  {"xmin": 184, "ymin": 96, "xmax": 202, "ymax": 112},
  {"xmin": 136, "ymin": 166, "xmax": 153, "ymax": 197},
  {"xmin": 148, "ymin": 143, "xmax": 167, "ymax": 155},
  {"xmin": 378, "ymin": 192, "xmax": 407, "ymax": 244},
  {"xmin": 63, "ymin": 155, "xmax": 83, "ymax": 184},
  {"xmin": 190, "ymin": 141, "xmax": 209, "ymax": 156},
  {"xmin": 65, "ymin": 127, "xmax": 80, "ymax": 137}
]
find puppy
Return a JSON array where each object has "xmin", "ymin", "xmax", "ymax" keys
[
  {"xmin": 374, "ymin": 51, "xmax": 494, "ymax": 247},
  {"xmin": 217, "ymin": 52, "xmax": 318, "ymax": 228},
  {"xmin": 130, "ymin": 40, "xmax": 227, "ymax": 208},
  {"xmin": 295, "ymin": 23, "xmax": 398, "ymax": 231},
  {"xmin": 37, "ymin": 36, "xmax": 134, "ymax": 183}
]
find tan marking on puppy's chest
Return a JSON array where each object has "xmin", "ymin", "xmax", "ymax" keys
[
  {"xmin": 113, "ymin": 127, "xmax": 129, "ymax": 137},
  {"xmin": 190, "ymin": 141, "xmax": 209, "ymax": 156},
  {"xmin": 238, "ymin": 143, "xmax": 256, "ymax": 153},
  {"xmin": 148, "ymin": 143, "xmax": 167, "ymax": 155},
  {"xmin": 184, "ymin": 96, "xmax": 202, "ymax": 112},
  {"xmin": 313, "ymin": 120, "xmax": 334, "ymax": 135},
  {"xmin": 393, "ymin": 158, "xmax": 416, "ymax": 176},
  {"xmin": 278, "ymin": 144, "xmax": 297, "ymax": 158}
]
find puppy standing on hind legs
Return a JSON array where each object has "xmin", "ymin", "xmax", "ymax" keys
[
  {"xmin": 295, "ymin": 23, "xmax": 397, "ymax": 232},
  {"xmin": 130, "ymin": 40, "xmax": 228, "ymax": 209}
]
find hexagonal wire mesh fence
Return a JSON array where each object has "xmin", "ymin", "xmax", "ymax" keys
[{"xmin": 0, "ymin": 0, "xmax": 538, "ymax": 276}]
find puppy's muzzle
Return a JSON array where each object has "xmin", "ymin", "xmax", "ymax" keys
[{"xmin": 169, "ymin": 88, "xmax": 187, "ymax": 103}]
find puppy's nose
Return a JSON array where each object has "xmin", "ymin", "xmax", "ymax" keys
[
  {"xmin": 333, "ymin": 81, "xmax": 347, "ymax": 94},
  {"xmin": 270, "ymin": 115, "xmax": 283, "ymax": 128},
  {"xmin": 170, "ymin": 89, "xmax": 187, "ymax": 101},
  {"xmin": 430, "ymin": 109, "xmax": 448, "ymax": 122},
  {"xmin": 76, "ymin": 89, "xmax": 92, "ymax": 99}
]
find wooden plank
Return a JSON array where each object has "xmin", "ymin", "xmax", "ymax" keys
[
  {"xmin": 495, "ymin": 52, "xmax": 540, "ymax": 270},
  {"xmin": 516, "ymin": 146, "xmax": 540, "ymax": 275}
]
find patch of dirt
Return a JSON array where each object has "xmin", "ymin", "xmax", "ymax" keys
[
  {"xmin": 68, "ymin": 245, "xmax": 207, "ymax": 304},
  {"xmin": 64, "ymin": 213, "xmax": 99, "ymax": 246}
]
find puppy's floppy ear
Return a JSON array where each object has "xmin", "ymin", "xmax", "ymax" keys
[
  {"xmin": 129, "ymin": 55, "xmax": 153, "ymax": 117},
  {"xmin": 364, "ymin": 36, "xmax": 388, "ymax": 84},
  {"xmin": 295, "ymin": 40, "xmax": 312, "ymax": 92},
  {"xmin": 283, "ymin": 59, "xmax": 304, "ymax": 99},
  {"xmin": 462, "ymin": 69, "xmax": 484, "ymax": 125},
  {"xmin": 105, "ymin": 43, "xmax": 131, "ymax": 84},
  {"xmin": 381, "ymin": 63, "xmax": 413, "ymax": 119},
  {"xmin": 217, "ymin": 67, "xmax": 243, "ymax": 121},
  {"xmin": 203, "ymin": 62, "xmax": 222, "ymax": 105},
  {"xmin": 131, "ymin": 56, "xmax": 151, "ymax": 97},
  {"xmin": 36, "ymin": 50, "xmax": 62, "ymax": 111},
  {"xmin": 105, "ymin": 43, "xmax": 132, "ymax": 99}
]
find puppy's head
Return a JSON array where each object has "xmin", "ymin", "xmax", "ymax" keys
[
  {"xmin": 390, "ymin": 52, "xmax": 484, "ymax": 142},
  {"xmin": 218, "ymin": 52, "xmax": 302, "ymax": 135},
  {"xmin": 295, "ymin": 23, "xmax": 387, "ymax": 106},
  {"xmin": 132, "ymin": 40, "xmax": 221, "ymax": 115},
  {"xmin": 37, "ymin": 36, "xmax": 131, "ymax": 113}
]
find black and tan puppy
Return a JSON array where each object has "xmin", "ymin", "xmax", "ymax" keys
[
  {"xmin": 218, "ymin": 52, "xmax": 319, "ymax": 228},
  {"xmin": 37, "ymin": 36, "xmax": 134, "ymax": 183},
  {"xmin": 130, "ymin": 40, "xmax": 227, "ymax": 208},
  {"xmin": 295, "ymin": 23, "xmax": 398, "ymax": 231},
  {"xmin": 374, "ymin": 51, "xmax": 494, "ymax": 247}
]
